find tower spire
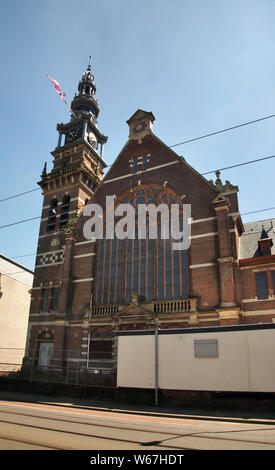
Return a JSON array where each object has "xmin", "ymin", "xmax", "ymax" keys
[
  {"xmin": 54, "ymin": 60, "xmax": 108, "ymax": 158},
  {"xmin": 69, "ymin": 58, "xmax": 99, "ymax": 122}
]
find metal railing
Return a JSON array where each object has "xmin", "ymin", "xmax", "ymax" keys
[{"xmin": 0, "ymin": 348, "xmax": 117, "ymax": 393}]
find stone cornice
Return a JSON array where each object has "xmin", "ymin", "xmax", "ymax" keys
[
  {"xmin": 239, "ymin": 254, "xmax": 275, "ymax": 267},
  {"xmin": 38, "ymin": 160, "xmax": 101, "ymax": 186}
]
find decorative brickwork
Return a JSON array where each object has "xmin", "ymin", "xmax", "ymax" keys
[{"xmin": 26, "ymin": 70, "xmax": 275, "ymax": 373}]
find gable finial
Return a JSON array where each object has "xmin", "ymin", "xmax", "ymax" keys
[{"xmin": 215, "ymin": 170, "xmax": 222, "ymax": 185}]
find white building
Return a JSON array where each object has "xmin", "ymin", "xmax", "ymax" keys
[
  {"xmin": 0, "ymin": 254, "xmax": 33, "ymax": 372},
  {"xmin": 117, "ymin": 323, "xmax": 275, "ymax": 394}
]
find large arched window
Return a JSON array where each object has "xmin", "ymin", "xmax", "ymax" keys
[
  {"xmin": 46, "ymin": 199, "xmax": 58, "ymax": 233},
  {"xmin": 59, "ymin": 195, "xmax": 70, "ymax": 229},
  {"xmin": 95, "ymin": 185, "xmax": 189, "ymax": 305}
]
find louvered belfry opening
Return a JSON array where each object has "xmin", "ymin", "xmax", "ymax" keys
[{"xmin": 59, "ymin": 195, "xmax": 71, "ymax": 229}]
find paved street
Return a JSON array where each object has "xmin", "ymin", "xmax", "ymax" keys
[{"xmin": 0, "ymin": 394, "xmax": 275, "ymax": 450}]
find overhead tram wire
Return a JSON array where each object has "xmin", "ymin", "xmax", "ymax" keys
[
  {"xmin": 1, "ymin": 111, "xmax": 275, "ymax": 204},
  {"xmin": 201, "ymin": 154, "xmax": 275, "ymax": 176},
  {"xmin": 169, "ymin": 112, "xmax": 275, "ymax": 148},
  {"xmin": 2, "ymin": 113, "xmax": 275, "ymax": 262},
  {"xmin": 1, "ymin": 199, "xmax": 275, "ymax": 234},
  {"xmin": 241, "ymin": 207, "xmax": 275, "ymax": 216},
  {"xmin": 2, "ymin": 152, "xmax": 275, "ymax": 206},
  {"xmin": 0, "ymin": 216, "xmax": 41, "ymax": 229},
  {"xmin": 0, "ymin": 188, "xmax": 40, "ymax": 203},
  {"xmin": 10, "ymin": 253, "xmax": 37, "ymax": 259},
  {"xmin": 5, "ymin": 205, "xmax": 275, "ymax": 261},
  {"xmin": 1, "ymin": 153, "xmax": 275, "ymax": 230},
  {"xmin": 1, "ymin": 150, "xmax": 275, "ymax": 220}
]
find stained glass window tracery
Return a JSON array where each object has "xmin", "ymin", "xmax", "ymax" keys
[{"xmin": 95, "ymin": 185, "xmax": 188, "ymax": 305}]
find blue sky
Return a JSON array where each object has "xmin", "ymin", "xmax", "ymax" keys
[{"xmin": 1, "ymin": 0, "xmax": 275, "ymax": 271}]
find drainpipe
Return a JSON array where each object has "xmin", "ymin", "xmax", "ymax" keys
[
  {"xmin": 86, "ymin": 293, "xmax": 93, "ymax": 368},
  {"xmin": 154, "ymin": 326, "xmax": 159, "ymax": 406}
]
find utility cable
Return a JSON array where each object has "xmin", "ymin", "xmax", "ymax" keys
[
  {"xmin": 201, "ymin": 154, "xmax": 275, "ymax": 175},
  {"xmin": 2, "ymin": 150, "xmax": 275, "ymax": 230},
  {"xmin": 2, "ymin": 152, "xmax": 275, "ymax": 203},
  {"xmin": 1, "ymin": 112, "xmax": 275, "ymax": 203},
  {"xmin": 0, "ymin": 188, "xmax": 40, "ymax": 203},
  {"xmin": 0, "ymin": 216, "xmax": 41, "ymax": 229},
  {"xmin": 4, "ymin": 205, "xmax": 275, "ymax": 260},
  {"xmin": 241, "ymin": 207, "xmax": 275, "ymax": 216},
  {"xmin": 10, "ymin": 253, "xmax": 36, "ymax": 259},
  {"xmin": 170, "ymin": 112, "xmax": 275, "ymax": 148}
]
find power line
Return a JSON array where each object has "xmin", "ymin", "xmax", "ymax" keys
[
  {"xmin": 0, "ymin": 188, "xmax": 40, "ymax": 203},
  {"xmin": 10, "ymin": 253, "xmax": 36, "ymax": 259},
  {"xmin": 0, "ymin": 216, "xmax": 41, "ymax": 229},
  {"xmin": 2, "ymin": 151, "xmax": 275, "ymax": 205},
  {"xmin": 4, "ymin": 206, "xmax": 275, "ymax": 260},
  {"xmin": 201, "ymin": 154, "xmax": 275, "ymax": 176},
  {"xmin": 1, "ymin": 151, "xmax": 275, "ymax": 229},
  {"xmin": 1, "ymin": 200, "xmax": 275, "ymax": 234},
  {"xmin": 1, "ymin": 111, "xmax": 275, "ymax": 204},
  {"xmin": 241, "ymin": 207, "xmax": 275, "ymax": 216},
  {"xmin": 170, "ymin": 112, "xmax": 275, "ymax": 148}
]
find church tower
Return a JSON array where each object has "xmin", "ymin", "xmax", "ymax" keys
[
  {"xmin": 39, "ymin": 57, "xmax": 108, "ymax": 231},
  {"xmin": 27, "ymin": 60, "xmax": 108, "ymax": 364}
]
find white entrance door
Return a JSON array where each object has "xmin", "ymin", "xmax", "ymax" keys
[{"xmin": 38, "ymin": 343, "xmax": 53, "ymax": 371}]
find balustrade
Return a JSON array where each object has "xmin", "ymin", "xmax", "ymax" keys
[{"xmin": 91, "ymin": 298, "xmax": 196, "ymax": 316}]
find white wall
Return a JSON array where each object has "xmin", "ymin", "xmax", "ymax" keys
[
  {"xmin": 117, "ymin": 327, "xmax": 275, "ymax": 393},
  {"xmin": 0, "ymin": 258, "xmax": 33, "ymax": 371},
  {"xmin": 117, "ymin": 334, "xmax": 155, "ymax": 389}
]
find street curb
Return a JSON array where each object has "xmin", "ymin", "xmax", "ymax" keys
[{"xmin": 1, "ymin": 391, "xmax": 275, "ymax": 426}]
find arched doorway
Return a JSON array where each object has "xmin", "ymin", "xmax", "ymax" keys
[
  {"xmin": 37, "ymin": 331, "xmax": 54, "ymax": 372},
  {"xmin": 88, "ymin": 328, "xmax": 113, "ymax": 369}
]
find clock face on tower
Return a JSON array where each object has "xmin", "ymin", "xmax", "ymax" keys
[
  {"xmin": 66, "ymin": 129, "xmax": 81, "ymax": 143},
  {"xmin": 87, "ymin": 131, "xmax": 97, "ymax": 148},
  {"xmin": 134, "ymin": 121, "xmax": 146, "ymax": 134}
]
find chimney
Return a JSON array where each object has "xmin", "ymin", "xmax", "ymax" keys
[{"xmin": 258, "ymin": 227, "xmax": 273, "ymax": 256}]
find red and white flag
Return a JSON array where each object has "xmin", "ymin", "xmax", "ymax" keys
[{"xmin": 47, "ymin": 74, "xmax": 66, "ymax": 100}]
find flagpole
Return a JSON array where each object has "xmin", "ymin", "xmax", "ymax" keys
[{"xmin": 63, "ymin": 97, "xmax": 78, "ymax": 120}]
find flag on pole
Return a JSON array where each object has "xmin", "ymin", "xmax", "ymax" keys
[
  {"xmin": 47, "ymin": 74, "xmax": 66, "ymax": 100},
  {"xmin": 46, "ymin": 74, "xmax": 77, "ymax": 118}
]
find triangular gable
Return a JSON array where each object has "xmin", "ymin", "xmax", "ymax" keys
[
  {"xmin": 212, "ymin": 193, "xmax": 229, "ymax": 205},
  {"xmin": 79, "ymin": 109, "xmax": 223, "ymax": 218},
  {"xmin": 117, "ymin": 302, "xmax": 152, "ymax": 317},
  {"xmin": 91, "ymin": 109, "xmax": 219, "ymax": 195}
]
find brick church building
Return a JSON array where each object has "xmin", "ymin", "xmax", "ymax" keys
[{"xmin": 26, "ymin": 61, "xmax": 275, "ymax": 372}]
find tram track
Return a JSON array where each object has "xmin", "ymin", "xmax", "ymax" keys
[
  {"xmin": 0, "ymin": 405, "xmax": 183, "ymax": 450},
  {"xmin": 0, "ymin": 401, "xmax": 275, "ymax": 450},
  {"xmin": 0, "ymin": 434, "xmax": 58, "ymax": 450}
]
